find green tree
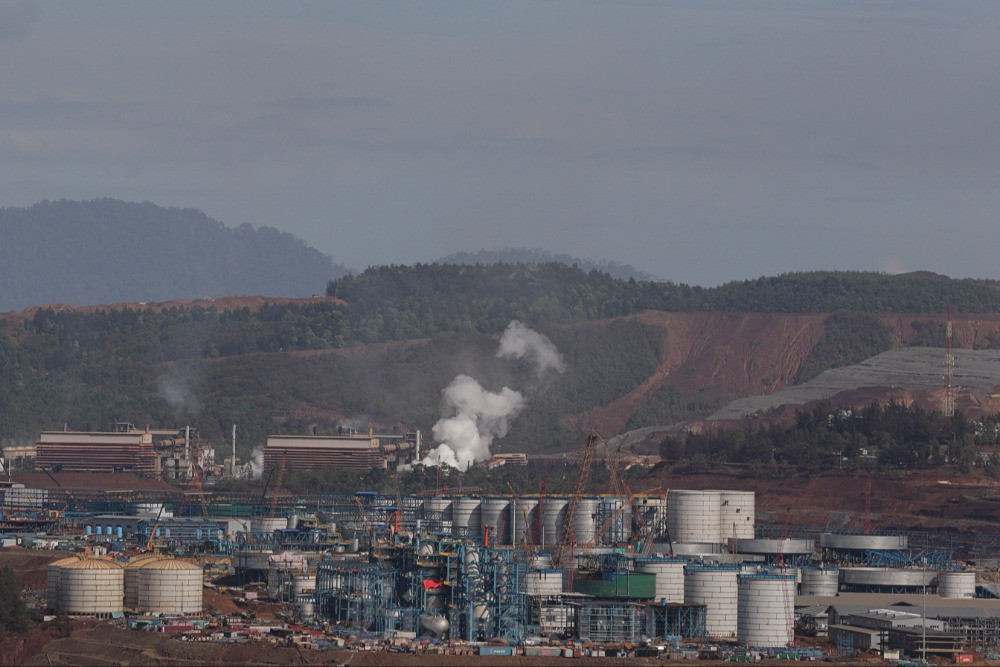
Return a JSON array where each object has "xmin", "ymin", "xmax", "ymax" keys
[{"xmin": 0, "ymin": 566, "xmax": 29, "ymax": 637}]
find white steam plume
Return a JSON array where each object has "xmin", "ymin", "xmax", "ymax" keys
[
  {"xmin": 422, "ymin": 375, "xmax": 525, "ymax": 470},
  {"xmin": 424, "ymin": 321, "xmax": 564, "ymax": 470},
  {"xmin": 237, "ymin": 446, "xmax": 265, "ymax": 479},
  {"xmin": 496, "ymin": 320, "xmax": 565, "ymax": 377}
]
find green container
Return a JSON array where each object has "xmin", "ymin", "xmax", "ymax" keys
[{"xmin": 571, "ymin": 571, "xmax": 655, "ymax": 599}]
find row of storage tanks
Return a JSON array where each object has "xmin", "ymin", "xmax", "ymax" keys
[
  {"xmin": 411, "ymin": 489, "xmax": 755, "ymax": 546},
  {"xmin": 520, "ymin": 561, "xmax": 795, "ymax": 646},
  {"xmin": 520, "ymin": 559, "xmax": 977, "ymax": 647},
  {"xmin": 421, "ymin": 495, "xmax": 656, "ymax": 545},
  {"xmin": 46, "ymin": 554, "xmax": 202, "ymax": 617}
]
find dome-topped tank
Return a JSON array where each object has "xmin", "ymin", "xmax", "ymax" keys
[
  {"xmin": 124, "ymin": 554, "xmax": 163, "ymax": 609},
  {"xmin": 58, "ymin": 557, "xmax": 124, "ymax": 616},
  {"xmin": 46, "ymin": 555, "xmax": 83, "ymax": 612},
  {"xmin": 138, "ymin": 558, "xmax": 203, "ymax": 615}
]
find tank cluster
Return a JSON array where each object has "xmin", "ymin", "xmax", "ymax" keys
[{"xmin": 46, "ymin": 555, "xmax": 203, "ymax": 617}]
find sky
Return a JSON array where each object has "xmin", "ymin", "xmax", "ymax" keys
[{"xmin": 1, "ymin": 1, "xmax": 998, "ymax": 286}]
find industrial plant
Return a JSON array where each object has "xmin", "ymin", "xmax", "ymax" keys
[{"xmin": 5, "ymin": 459, "xmax": 1000, "ymax": 662}]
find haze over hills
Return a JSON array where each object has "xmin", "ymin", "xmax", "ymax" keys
[{"xmin": 0, "ymin": 199, "xmax": 351, "ymax": 312}]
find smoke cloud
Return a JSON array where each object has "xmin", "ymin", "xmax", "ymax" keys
[
  {"xmin": 156, "ymin": 362, "xmax": 200, "ymax": 415},
  {"xmin": 237, "ymin": 446, "xmax": 265, "ymax": 479},
  {"xmin": 496, "ymin": 320, "xmax": 566, "ymax": 377},
  {"xmin": 422, "ymin": 375, "xmax": 525, "ymax": 470},
  {"xmin": 424, "ymin": 321, "xmax": 564, "ymax": 470}
]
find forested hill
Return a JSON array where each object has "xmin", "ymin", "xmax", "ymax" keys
[
  {"xmin": 434, "ymin": 248, "xmax": 660, "ymax": 282},
  {"xmin": 1, "ymin": 262, "xmax": 1000, "ymax": 458},
  {"xmin": 327, "ymin": 265, "xmax": 1000, "ymax": 339},
  {"xmin": 0, "ymin": 199, "xmax": 349, "ymax": 312}
]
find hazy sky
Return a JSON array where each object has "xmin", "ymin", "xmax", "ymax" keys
[{"xmin": 2, "ymin": 1, "xmax": 998, "ymax": 285}]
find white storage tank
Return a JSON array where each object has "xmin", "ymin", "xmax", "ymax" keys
[
  {"xmin": 138, "ymin": 558, "xmax": 203, "ymax": 615},
  {"xmin": 800, "ymin": 567, "xmax": 840, "ymax": 597},
  {"xmin": 635, "ymin": 558, "xmax": 686, "ymax": 603},
  {"xmin": 124, "ymin": 554, "xmax": 163, "ymax": 609},
  {"xmin": 46, "ymin": 555, "xmax": 82, "ymax": 611},
  {"xmin": 737, "ymin": 573, "xmax": 795, "ymax": 647},
  {"xmin": 540, "ymin": 497, "xmax": 569, "ymax": 547},
  {"xmin": 719, "ymin": 491, "xmax": 755, "ymax": 541},
  {"xmin": 519, "ymin": 569, "xmax": 565, "ymax": 596},
  {"xmin": 573, "ymin": 498, "xmax": 600, "ymax": 546},
  {"xmin": 251, "ymin": 516, "xmax": 288, "ymax": 533},
  {"xmin": 58, "ymin": 557, "xmax": 124, "ymax": 617},
  {"xmin": 669, "ymin": 490, "xmax": 722, "ymax": 544},
  {"xmin": 479, "ymin": 497, "xmax": 509, "ymax": 541},
  {"xmin": 684, "ymin": 564, "xmax": 739, "ymax": 639},
  {"xmin": 451, "ymin": 497, "xmax": 482, "ymax": 536},
  {"xmin": 291, "ymin": 574, "xmax": 316, "ymax": 597},
  {"xmin": 938, "ymin": 571, "xmax": 976, "ymax": 599},
  {"xmin": 423, "ymin": 497, "xmax": 452, "ymax": 521}
]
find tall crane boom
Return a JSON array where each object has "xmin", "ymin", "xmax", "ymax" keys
[{"xmin": 552, "ymin": 432, "xmax": 601, "ymax": 569}]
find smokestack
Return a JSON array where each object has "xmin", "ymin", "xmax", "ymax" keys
[{"xmin": 231, "ymin": 424, "xmax": 237, "ymax": 477}]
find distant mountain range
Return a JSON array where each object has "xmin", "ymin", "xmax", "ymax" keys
[
  {"xmin": 0, "ymin": 199, "xmax": 350, "ymax": 312},
  {"xmin": 435, "ymin": 248, "xmax": 660, "ymax": 282}
]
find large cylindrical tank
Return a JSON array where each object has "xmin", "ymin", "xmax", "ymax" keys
[
  {"xmin": 573, "ymin": 571, "xmax": 655, "ymax": 599},
  {"xmin": 684, "ymin": 564, "xmax": 739, "ymax": 639},
  {"xmin": 520, "ymin": 569, "xmax": 565, "ymax": 596},
  {"xmin": 737, "ymin": 574, "xmax": 795, "ymax": 647},
  {"xmin": 800, "ymin": 567, "xmax": 840, "ymax": 597},
  {"xmin": 450, "ymin": 497, "xmax": 481, "ymax": 536},
  {"xmin": 511, "ymin": 498, "xmax": 538, "ymax": 545},
  {"xmin": 599, "ymin": 497, "xmax": 632, "ymax": 545},
  {"xmin": 138, "ymin": 559, "xmax": 203, "ymax": 615},
  {"xmin": 251, "ymin": 516, "xmax": 288, "ymax": 533},
  {"xmin": 46, "ymin": 555, "xmax": 82, "ymax": 611},
  {"xmin": 572, "ymin": 498, "xmax": 600, "ymax": 546},
  {"xmin": 728, "ymin": 538, "xmax": 815, "ymax": 561},
  {"xmin": 124, "ymin": 554, "xmax": 163, "ymax": 609},
  {"xmin": 839, "ymin": 567, "xmax": 936, "ymax": 592},
  {"xmin": 291, "ymin": 574, "xmax": 316, "ymax": 597},
  {"xmin": 294, "ymin": 594, "xmax": 316, "ymax": 623},
  {"xmin": 423, "ymin": 497, "xmax": 452, "ymax": 521},
  {"xmin": 635, "ymin": 558, "xmax": 686, "ymax": 603},
  {"xmin": 669, "ymin": 490, "xmax": 722, "ymax": 544},
  {"xmin": 540, "ymin": 498, "xmax": 569, "ymax": 547},
  {"xmin": 938, "ymin": 571, "xmax": 976, "ymax": 599},
  {"xmin": 820, "ymin": 533, "xmax": 907, "ymax": 551},
  {"xmin": 479, "ymin": 497, "xmax": 509, "ymax": 541},
  {"xmin": 719, "ymin": 491, "xmax": 755, "ymax": 541},
  {"xmin": 58, "ymin": 558, "xmax": 124, "ymax": 616}
]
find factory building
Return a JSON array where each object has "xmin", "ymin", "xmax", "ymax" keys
[
  {"xmin": 263, "ymin": 430, "xmax": 420, "ymax": 472},
  {"xmin": 35, "ymin": 423, "xmax": 209, "ymax": 481},
  {"xmin": 36, "ymin": 427, "xmax": 157, "ymax": 476}
]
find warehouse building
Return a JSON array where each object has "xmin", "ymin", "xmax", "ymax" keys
[{"xmin": 263, "ymin": 430, "xmax": 420, "ymax": 472}]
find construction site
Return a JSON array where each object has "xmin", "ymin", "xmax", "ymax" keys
[{"xmin": 5, "ymin": 432, "xmax": 1000, "ymax": 664}]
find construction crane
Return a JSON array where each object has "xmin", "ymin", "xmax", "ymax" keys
[
  {"xmin": 552, "ymin": 432, "xmax": 602, "ymax": 569},
  {"xmin": 506, "ymin": 482, "xmax": 534, "ymax": 556},
  {"xmin": 144, "ymin": 504, "xmax": 165, "ymax": 552}
]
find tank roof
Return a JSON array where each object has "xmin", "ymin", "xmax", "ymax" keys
[
  {"xmin": 141, "ymin": 558, "xmax": 201, "ymax": 571},
  {"xmin": 61, "ymin": 557, "xmax": 122, "ymax": 570}
]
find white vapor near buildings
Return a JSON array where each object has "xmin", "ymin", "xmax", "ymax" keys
[{"xmin": 423, "ymin": 320, "xmax": 565, "ymax": 470}]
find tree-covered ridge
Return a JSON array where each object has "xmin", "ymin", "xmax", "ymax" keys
[
  {"xmin": 329, "ymin": 266, "xmax": 1000, "ymax": 340},
  {"xmin": 0, "ymin": 199, "xmax": 349, "ymax": 311},
  {"xmin": 662, "ymin": 401, "xmax": 995, "ymax": 475},
  {"xmin": 435, "ymin": 247, "xmax": 660, "ymax": 282}
]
